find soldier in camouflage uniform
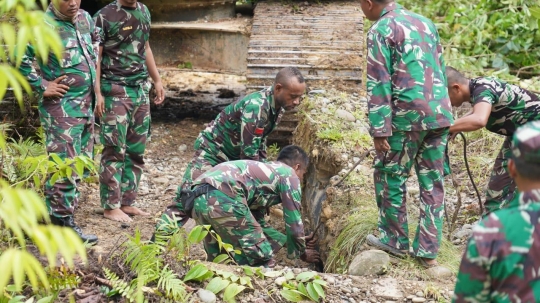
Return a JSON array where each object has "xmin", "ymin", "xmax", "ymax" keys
[
  {"xmin": 359, "ymin": 0, "xmax": 454, "ymax": 267},
  {"xmin": 19, "ymin": 0, "xmax": 99, "ymax": 243},
  {"xmin": 453, "ymin": 120, "xmax": 540, "ymax": 302},
  {"xmin": 160, "ymin": 67, "xmax": 306, "ymax": 226},
  {"xmin": 161, "ymin": 145, "xmax": 320, "ymax": 267},
  {"xmin": 446, "ymin": 67, "xmax": 540, "ymax": 214},
  {"xmin": 94, "ymin": 0, "xmax": 165, "ymax": 222}
]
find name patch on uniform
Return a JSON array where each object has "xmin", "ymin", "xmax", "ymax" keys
[
  {"xmin": 255, "ymin": 128, "xmax": 264, "ymax": 135},
  {"xmin": 122, "ymin": 26, "xmax": 133, "ymax": 31}
]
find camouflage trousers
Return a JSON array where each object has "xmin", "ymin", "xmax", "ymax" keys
[
  {"xmin": 484, "ymin": 136, "xmax": 517, "ymax": 214},
  {"xmin": 99, "ymin": 81, "xmax": 151, "ymax": 209},
  {"xmin": 41, "ymin": 116, "xmax": 94, "ymax": 218},
  {"xmin": 192, "ymin": 189, "xmax": 285, "ymax": 266},
  {"xmin": 373, "ymin": 128, "xmax": 448, "ymax": 259}
]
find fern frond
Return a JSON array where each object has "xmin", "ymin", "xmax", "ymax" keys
[
  {"xmin": 104, "ymin": 268, "xmax": 137, "ymax": 302},
  {"xmin": 157, "ymin": 265, "xmax": 188, "ymax": 300}
]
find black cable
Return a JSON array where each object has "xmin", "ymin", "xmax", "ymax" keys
[{"xmin": 457, "ymin": 132, "xmax": 484, "ymax": 215}]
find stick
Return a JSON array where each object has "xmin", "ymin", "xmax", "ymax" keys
[{"xmin": 334, "ymin": 148, "xmax": 375, "ymax": 187}]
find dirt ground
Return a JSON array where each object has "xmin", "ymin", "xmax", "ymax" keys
[{"xmin": 77, "ymin": 118, "xmax": 210, "ymax": 253}]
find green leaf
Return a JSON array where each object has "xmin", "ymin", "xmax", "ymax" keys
[
  {"xmin": 530, "ymin": 7, "xmax": 540, "ymax": 19},
  {"xmin": 206, "ymin": 277, "xmax": 230, "ymax": 294},
  {"xmin": 306, "ymin": 282, "xmax": 320, "ymax": 302},
  {"xmin": 223, "ymin": 283, "xmax": 246, "ymax": 303},
  {"xmin": 188, "ymin": 225, "xmax": 209, "ymax": 244},
  {"xmin": 280, "ymin": 289, "xmax": 306, "ymax": 302},
  {"xmin": 183, "ymin": 263, "xmax": 210, "ymax": 282},
  {"xmin": 296, "ymin": 271, "xmax": 317, "ymax": 282},
  {"xmin": 284, "ymin": 270, "xmax": 295, "ymax": 280},
  {"xmin": 312, "ymin": 279, "xmax": 327, "ymax": 287},
  {"xmin": 213, "ymin": 254, "xmax": 230, "ymax": 264},
  {"xmin": 312, "ymin": 281, "xmax": 326, "ymax": 299},
  {"xmin": 263, "ymin": 270, "xmax": 283, "ymax": 278},
  {"xmin": 242, "ymin": 266, "xmax": 254, "ymax": 276},
  {"xmin": 297, "ymin": 282, "xmax": 308, "ymax": 297},
  {"xmin": 229, "ymin": 274, "xmax": 239, "ymax": 283}
]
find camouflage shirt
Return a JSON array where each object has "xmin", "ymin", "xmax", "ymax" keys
[
  {"xmin": 470, "ymin": 77, "xmax": 540, "ymax": 136},
  {"xmin": 196, "ymin": 86, "xmax": 284, "ymax": 161},
  {"xmin": 366, "ymin": 2, "xmax": 453, "ymax": 137},
  {"xmin": 19, "ymin": 6, "xmax": 99, "ymax": 118},
  {"xmin": 453, "ymin": 189, "xmax": 540, "ymax": 303},
  {"xmin": 193, "ymin": 160, "xmax": 306, "ymax": 259},
  {"xmin": 94, "ymin": 1, "xmax": 151, "ymax": 86}
]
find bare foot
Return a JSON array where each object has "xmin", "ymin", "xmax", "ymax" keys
[
  {"xmin": 104, "ymin": 208, "xmax": 133, "ymax": 222},
  {"xmin": 120, "ymin": 205, "xmax": 150, "ymax": 216}
]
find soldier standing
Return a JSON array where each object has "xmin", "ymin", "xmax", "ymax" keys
[
  {"xmin": 446, "ymin": 67, "xmax": 540, "ymax": 214},
  {"xmin": 359, "ymin": 0, "xmax": 454, "ymax": 268},
  {"xmin": 19, "ymin": 0, "xmax": 99, "ymax": 243},
  {"xmin": 453, "ymin": 121, "xmax": 540, "ymax": 302},
  {"xmin": 160, "ymin": 67, "xmax": 306, "ymax": 227},
  {"xmin": 94, "ymin": 0, "xmax": 165, "ymax": 222},
  {"xmin": 160, "ymin": 145, "xmax": 319, "ymax": 267}
]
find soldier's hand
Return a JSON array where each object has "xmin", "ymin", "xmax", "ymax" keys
[
  {"xmin": 43, "ymin": 75, "xmax": 69, "ymax": 98},
  {"xmin": 373, "ymin": 137, "xmax": 390, "ymax": 152},
  {"xmin": 300, "ymin": 249, "xmax": 321, "ymax": 264},
  {"xmin": 153, "ymin": 81, "xmax": 165, "ymax": 105},
  {"xmin": 449, "ymin": 132, "xmax": 458, "ymax": 141},
  {"xmin": 95, "ymin": 93, "xmax": 105, "ymax": 118},
  {"xmin": 305, "ymin": 232, "xmax": 318, "ymax": 249}
]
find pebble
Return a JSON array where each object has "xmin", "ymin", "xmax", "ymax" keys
[
  {"xmin": 416, "ymin": 291, "xmax": 424, "ymax": 297},
  {"xmin": 462, "ymin": 224, "xmax": 473, "ymax": 230},
  {"xmin": 153, "ymin": 177, "xmax": 169, "ymax": 185},
  {"xmin": 336, "ymin": 109, "xmax": 356, "ymax": 122},
  {"xmin": 352, "ymin": 287, "xmax": 360, "ymax": 293},
  {"xmin": 412, "ymin": 298, "xmax": 426, "ymax": 303},
  {"xmin": 326, "ymin": 276, "xmax": 336, "ymax": 284},
  {"xmin": 178, "ymin": 144, "xmax": 188, "ymax": 152},
  {"xmin": 275, "ymin": 277, "xmax": 287, "ymax": 286},
  {"xmin": 342, "ymin": 287, "xmax": 352, "ymax": 294},
  {"xmin": 197, "ymin": 289, "xmax": 216, "ymax": 303},
  {"xmin": 293, "ymin": 268, "xmax": 302, "ymax": 274}
]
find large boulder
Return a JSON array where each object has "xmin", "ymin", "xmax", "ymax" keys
[{"xmin": 348, "ymin": 249, "xmax": 390, "ymax": 276}]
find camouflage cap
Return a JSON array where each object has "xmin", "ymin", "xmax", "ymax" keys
[{"xmin": 511, "ymin": 121, "xmax": 540, "ymax": 163}]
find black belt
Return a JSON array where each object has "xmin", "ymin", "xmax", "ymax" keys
[{"xmin": 181, "ymin": 183, "xmax": 218, "ymax": 217}]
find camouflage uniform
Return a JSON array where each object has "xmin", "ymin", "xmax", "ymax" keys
[
  {"xmin": 94, "ymin": 1, "xmax": 152, "ymax": 210},
  {"xmin": 467, "ymin": 77, "xmax": 540, "ymax": 213},
  {"xmin": 453, "ymin": 121, "xmax": 540, "ymax": 303},
  {"xmin": 183, "ymin": 87, "xmax": 284, "ymax": 186},
  {"xmin": 367, "ymin": 3, "xmax": 454, "ymax": 258},
  {"xmin": 19, "ymin": 5, "xmax": 99, "ymax": 218},
  {"xmin": 170, "ymin": 160, "xmax": 305, "ymax": 266}
]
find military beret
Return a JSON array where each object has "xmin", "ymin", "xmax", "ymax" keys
[{"xmin": 512, "ymin": 121, "xmax": 540, "ymax": 163}]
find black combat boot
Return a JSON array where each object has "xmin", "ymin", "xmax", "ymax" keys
[{"xmin": 50, "ymin": 216, "xmax": 98, "ymax": 244}]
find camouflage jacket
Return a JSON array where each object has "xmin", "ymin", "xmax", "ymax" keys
[
  {"xmin": 453, "ymin": 189, "xmax": 540, "ymax": 303},
  {"xmin": 19, "ymin": 6, "xmax": 99, "ymax": 118},
  {"xmin": 470, "ymin": 77, "xmax": 540, "ymax": 136},
  {"xmin": 366, "ymin": 2, "xmax": 453, "ymax": 137},
  {"xmin": 193, "ymin": 160, "xmax": 306, "ymax": 259},
  {"xmin": 94, "ymin": 1, "xmax": 151, "ymax": 86},
  {"xmin": 195, "ymin": 86, "xmax": 284, "ymax": 161}
]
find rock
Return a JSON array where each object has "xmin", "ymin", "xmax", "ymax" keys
[
  {"xmin": 275, "ymin": 277, "xmax": 287, "ymax": 286},
  {"xmin": 462, "ymin": 224, "xmax": 473, "ymax": 230},
  {"xmin": 197, "ymin": 289, "xmax": 216, "ymax": 303},
  {"xmin": 178, "ymin": 144, "xmax": 188, "ymax": 152},
  {"xmin": 352, "ymin": 287, "xmax": 360, "ymax": 293},
  {"xmin": 342, "ymin": 153, "xmax": 349, "ymax": 161},
  {"xmin": 425, "ymin": 266, "xmax": 453, "ymax": 280},
  {"xmin": 454, "ymin": 229, "xmax": 473, "ymax": 240},
  {"xmin": 326, "ymin": 276, "xmax": 336, "ymax": 284},
  {"xmin": 336, "ymin": 109, "xmax": 356, "ymax": 122},
  {"xmin": 348, "ymin": 250, "xmax": 390, "ymax": 276},
  {"xmin": 415, "ymin": 292, "xmax": 424, "ymax": 297},
  {"xmin": 359, "ymin": 97, "xmax": 368, "ymax": 102},
  {"xmin": 372, "ymin": 277, "xmax": 403, "ymax": 300},
  {"xmin": 293, "ymin": 268, "xmax": 302, "ymax": 274},
  {"xmin": 153, "ymin": 177, "xmax": 169, "ymax": 185},
  {"xmin": 412, "ymin": 298, "xmax": 426, "ymax": 303},
  {"xmin": 452, "ymin": 239, "xmax": 461, "ymax": 245}
]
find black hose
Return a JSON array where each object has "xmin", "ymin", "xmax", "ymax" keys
[{"xmin": 455, "ymin": 132, "xmax": 484, "ymax": 215}]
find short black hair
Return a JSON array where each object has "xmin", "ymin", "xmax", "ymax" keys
[
  {"xmin": 513, "ymin": 158, "xmax": 540, "ymax": 180},
  {"xmin": 275, "ymin": 67, "xmax": 305, "ymax": 87},
  {"xmin": 372, "ymin": 0, "xmax": 393, "ymax": 3},
  {"xmin": 277, "ymin": 145, "xmax": 309, "ymax": 168},
  {"xmin": 446, "ymin": 66, "xmax": 469, "ymax": 86}
]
